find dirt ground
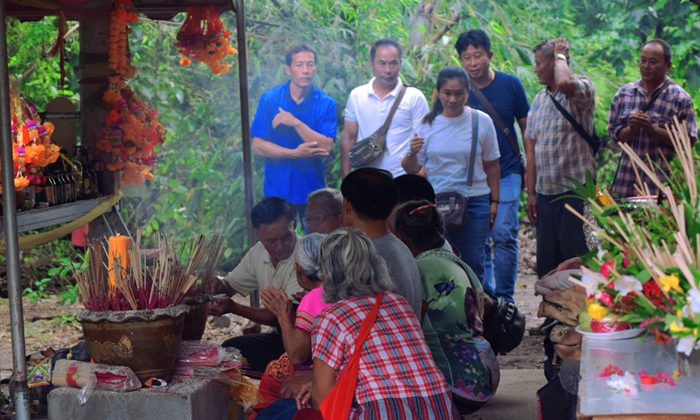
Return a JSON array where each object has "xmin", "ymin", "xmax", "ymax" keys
[{"xmin": 0, "ymin": 223, "xmax": 545, "ymax": 379}]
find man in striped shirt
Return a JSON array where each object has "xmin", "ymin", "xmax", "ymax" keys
[
  {"xmin": 609, "ymin": 38, "xmax": 697, "ymax": 198},
  {"xmin": 524, "ymin": 38, "xmax": 596, "ymax": 278}
]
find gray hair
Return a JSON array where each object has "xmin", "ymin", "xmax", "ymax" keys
[
  {"xmin": 320, "ymin": 228, "xmax": 394, "ymax": 303},
  {"xmin": 307, "ymin": 188, "xmax": 342, "ymax": 215},
  {"xmin": 296, "ymin": 233, "xmax": 327, "ymax": 280}
]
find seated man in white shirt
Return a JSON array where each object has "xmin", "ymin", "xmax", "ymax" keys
[
  {"xmin": 341, "ymin": 38, "xmax": 429, "ymax": 177},
  {"xmin": 208, "ymin": 197, "xmax": 302, "ymax": 372}
]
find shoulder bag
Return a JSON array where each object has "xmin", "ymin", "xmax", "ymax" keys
[
  {"xmin": 349, "ymin": 87, "xmax": 407, "ymax": 168},
  {"xmin": 547, "ymin": 92, "xmax": 600, "ymax": 155},
  {"xmin": 435, "ymin": 109, "xmax": 479, "ymax": 231},
  {"xmin": 319, "ymin": 293, "xmax": 384, "ymax": 420}
]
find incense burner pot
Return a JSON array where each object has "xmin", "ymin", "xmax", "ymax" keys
[
  {"xmin": 78, "ymin": 304, "xmax": 189, "ymax": 382},
  {"xmin": 181, "ymin": 295, "xmax": 209, "ymax": 341}
]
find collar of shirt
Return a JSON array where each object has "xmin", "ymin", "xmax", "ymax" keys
[
  {"xmin": 367, "ymin": 77, "xmax": 404, "ymax": 100},
  {"xmin": 631, "ymin": 76, "xmax": 671, "ymax": 98},
  {"xmin": 259, "ymin": 236, "xmax": 300, "ymax": 268},
  {"xmin": 283, "ymin": 80, "xmax": 319, "ymax": 110}
]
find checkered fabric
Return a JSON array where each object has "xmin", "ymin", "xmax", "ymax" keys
[
  {"xmin": 524, "ymin": 77, "xmax": 597, "ymax": 195},
  {"xmin": 609, "ymin": 78, "xmax": 698, "ymax": 197},
  {"xmin": 312, "ymin": 292, "xmax": 451, "ymax": 405}
]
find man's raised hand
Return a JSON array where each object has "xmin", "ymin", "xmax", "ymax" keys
[{"xmin": 273, "ymin": 107, "xmax": 300, "ymax": 129}]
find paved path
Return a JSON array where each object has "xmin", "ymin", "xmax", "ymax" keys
[{"xmin": 465, "ymin": 369, "xmax": 546, "ymax": 420}]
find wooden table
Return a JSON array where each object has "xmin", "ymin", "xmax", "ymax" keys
[{"xmin": 578, "ymin": 334, "xmax": 700, "ymax": 419}]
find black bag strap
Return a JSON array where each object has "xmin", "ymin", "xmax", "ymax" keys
[
  {"xmin": 546, "ymin": 92, "xmax": 597, "ymax": 152},
  {"xmin": 377, "ymin": 86, "xmax": 407, "ymax": 135},
  {"xmin": 640, "ymin": 78, "xmax": 671, "ymax": 113},
  {"xmin": 466, "ymin": 109, "xmax": 479, "ymax": 187},
  {"xmin": 468, "ymin": 78, "xmax": 521, "ymax": 156}
]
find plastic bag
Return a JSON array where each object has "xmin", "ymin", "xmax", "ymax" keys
[
  {"xmin": 176, "ymin": 341, "xmax": 224, "ymax": 367},
  {"xmin": 52, "ymin": 359, "xmax": 141, "ymax": 392}
]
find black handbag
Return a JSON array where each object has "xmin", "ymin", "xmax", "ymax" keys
[
  {"xmin": 435, "ymin": 109, "xmax": 479, "ymax": 231},
  {"xmin": 348, "ymin": 86, "xmax": 407, "ymax": 168}
]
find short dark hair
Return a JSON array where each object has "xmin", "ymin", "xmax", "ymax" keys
[
  {"xmin": 534, "ymin": 40, "xmax": 555, "ymax": 60},
  {"xmin": 395, "ymin": 174, "xmax": 436, "ymax": 204},
  {"xmin": 285, "ymin": 44, "xmax": 317, "ymax": 66},
  {"xmin": 250, "ymin": 197, "xmax": 294, "ymax": 229},
  {"xmin": 370, "ymin": 39, "xmax": 402, "ymax": 61},
  {"xmin": 341, "ymin": 168, "xmax": 398, "ymax": 221},
  {"xmin": 454, "ymin": 29, "xmax": 492, "ymax": 55},
  {"xmin": 643, "ymin": 38, "xmax": 673, "ymax": 64}
]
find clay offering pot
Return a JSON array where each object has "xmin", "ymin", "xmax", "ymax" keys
[
  {"xmin": 181, "ymin": 295, "xmax": 209, "ymax": 341},
  {"xmin": 78, "ymin": 305, "xmax": 189, "ymax": 382}
]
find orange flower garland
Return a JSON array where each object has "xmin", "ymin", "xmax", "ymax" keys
[
  {"xmin": 108, "ymin": 0, "xmax": 138, "ymax": 79},
  {"xmin": 175, "ymin": 7, "xmax": 238, "ymax": 75},
  {"xmin": 97, "ymin": 78, "xmax": 166, "ymax": 185}
]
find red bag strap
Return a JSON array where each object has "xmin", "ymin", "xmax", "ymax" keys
[
  {"xmin": 319, "ymin": 294, "xmax": 384, "ymax": 420},
  {"xmin": 350, "ymin": 293, "xmax": 384, "ymax": 356}
]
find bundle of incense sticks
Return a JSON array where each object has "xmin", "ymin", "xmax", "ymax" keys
[{"xmin": 74, "ymin": 233, "xmax": 224, "ymax": 311}]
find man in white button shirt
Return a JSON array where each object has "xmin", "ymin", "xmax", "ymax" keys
[{"xmin": 341, "ymin": 39, "xmax": 430, "ymax": 177}]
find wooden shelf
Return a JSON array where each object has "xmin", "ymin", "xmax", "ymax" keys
[{"xmin": 2, "ymin": 196, "xmax": 108, "ymax": 234}]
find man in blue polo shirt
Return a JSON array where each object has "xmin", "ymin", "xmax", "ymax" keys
[
  {"xmin": 251, "ymin": 45, "xmax": 337, "ymax": 226},
  {"xmin": 456, "ymin": 29, "xmax": 530, "ymax": 303}
]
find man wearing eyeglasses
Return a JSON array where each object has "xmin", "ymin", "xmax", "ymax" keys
[
  {"xmin": 303, "ymin": 187, "xmax": 343, "ymax": 234},
  {"xmin": 209, "ymin": 197, "xmax": 302, "ymax": 372},
  {"xmin": 252, "ymin": 45, "xmax": 338, "ymax": 228}
]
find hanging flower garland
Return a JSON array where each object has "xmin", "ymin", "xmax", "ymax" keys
[
  {"xmin": 100, "ymin": 0, "xmax": 166, "ymax": 185},
  {"xmin": 97, "ymin": 78, "xmax": 166, "ymax": 185},
  {"xmin": 108, "ymin": 0, "xmax": 138, "ymax": 79},
  {"xmin": 175, "ymin": 7, "xmax": 238, "ymax": 75}
]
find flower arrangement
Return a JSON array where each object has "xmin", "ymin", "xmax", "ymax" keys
[
  {"xmin": 1, "ymin": 83, "xmax": 60, "ymax": 193},
  {"xmin": 175, "ymin": 7, "xmax": 238, "ymax": 75},
  {"xmin": 572, "ymin": 118, "xmax": 700, "ymax": 355},
  {"xmin": 97, "ymin": 78, "xmax": 166, "ymax": 185},
  {"xmin": 74, "ymin": 233, "xmax": 223, "ymax": 312}
]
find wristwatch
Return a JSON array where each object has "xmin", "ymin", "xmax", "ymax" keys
[{"xmin": 556, "ymin": 53, "xmax": 567, "ymax": 61}]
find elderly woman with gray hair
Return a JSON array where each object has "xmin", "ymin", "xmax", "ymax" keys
[
  {"xmin": 254, "ymin": 233, "xmax": 330, "ymax": 418},
  {"xmin": 296, "ymin": 228, "xmax": 459, "ymax": 419}
]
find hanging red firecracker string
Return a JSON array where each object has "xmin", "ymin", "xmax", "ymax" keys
[
  {"xmin": 108, "ymin": 0, "xmax": 138, "ymax": 79},
  {"xmin": 97, "ymin": 78, "xmax": 166, "ymax": 185},
  {"xmin": 175, "ymin": 7, "xmax": 238, "ymax": 75}
]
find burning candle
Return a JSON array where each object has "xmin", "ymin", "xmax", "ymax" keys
[{"xmin": 107, "ymin": 235, "xmax": 131, "ymax": 294}]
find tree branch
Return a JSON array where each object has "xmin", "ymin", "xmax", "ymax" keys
[{"xmin": 429, "ymin": 13, "xmax": 460, "ymax": 45}]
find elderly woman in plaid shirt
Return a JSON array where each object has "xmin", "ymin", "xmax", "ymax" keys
[{"xmin": 298, "ymin": 228, "xmax": 459, "ymax": 419}]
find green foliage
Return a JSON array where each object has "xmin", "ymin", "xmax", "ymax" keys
[
  {"xmin": 6, "ymin": 1, "xmax": 700, "ymax": 273},
  {"xmin": 23, "ymin": 277, "xmax": 52, "ymax": 303}
]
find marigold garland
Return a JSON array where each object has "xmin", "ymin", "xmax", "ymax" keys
[
  {"xmin": 108, "ymin": 0, "xmax": 138, "ymax": 79},
  {"xmin": 175, "ymin": 7, "xmax": 238, "ymax": 75},
  {"xmin": 97, "ymin": 78, "xmax": 166, "ymax": 185}
]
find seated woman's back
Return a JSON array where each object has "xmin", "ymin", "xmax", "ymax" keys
[
  {"xmin": 314, "ymin": 292, "xmax": 450, "ymax": 405},
  {"xmin": 392, "ymin": 200, "xmax": 499, "ymax": 413}
]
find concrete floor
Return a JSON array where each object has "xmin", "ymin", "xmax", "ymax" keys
[{"xmin": 465, "ymin": 369, "xmax": 546, "ymax": 420}]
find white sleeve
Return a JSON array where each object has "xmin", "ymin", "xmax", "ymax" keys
[
  {"xmin": 344, "ymin": 88, "xmax": 359, "ymax": 122},
  {"xmin": 410, "ymin": 90, "xmax": 430, "ymax": 134},
  {"xmin": 480, "ymin": 112, "xmax": 501, "ymax": 161}
]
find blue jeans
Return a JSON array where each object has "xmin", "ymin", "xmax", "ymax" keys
[
  {"xmin": 447, "ymin": 194, "xmax": 491, "ymax": 287},
  {"xmin": 483, "ymin": 173, "xmax": 521, "ymax": 301}
]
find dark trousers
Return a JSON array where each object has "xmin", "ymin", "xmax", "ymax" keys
[
  {"xmin": 536, "ymin": 193, "xmax": 589, "ymax": 278},
  {"xmin": 222, "ymin": 332, "xmax": 285, "ymax": 373}
]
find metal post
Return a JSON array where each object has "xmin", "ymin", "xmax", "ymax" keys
[
  {"xmin": 0, "ymin": 1, "xmax": 31, "ymax": 418},
  {"xmin": 234, "ymin": 0, "xmax": 258, "ymax": 307}
]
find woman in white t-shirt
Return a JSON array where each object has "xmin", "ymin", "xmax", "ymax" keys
[{"xmin": 401, "ymin": 66, "xmax": 500, "ymax": 283}]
